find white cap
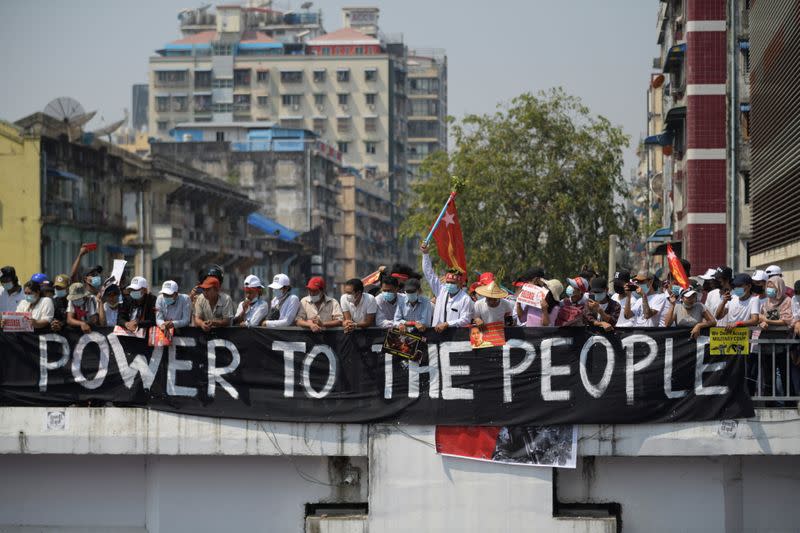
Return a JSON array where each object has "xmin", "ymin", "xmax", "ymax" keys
[
  {"xmin": 699, "ymin": 268, "xmax": 716, "ymax": 281},
  {"xmin": 268, "ymin": 273, "xmax": 291, "ymax": 290},
  {"xmin": 160, "ymin": 280, "xmax": 178, "ymax": 295},
  {"xmin": 127, "ymin": 276, "xmax": 148, "ymax": 290},
  {"xmin": 681, "ymin": 288, "xmax": 698, "ymax": 298},
  {"xmin": 751, "ymin": 270, "xmax": 768, "ymax": 282},
  {"xmin": 765, "ymin": 265, "xmax": 783, "ymax": 277},
  {"xmin": 244, "ymin": 274, "xmax": 264, "ymax": 289}
]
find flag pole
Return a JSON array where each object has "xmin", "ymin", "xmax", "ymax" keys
[{"xmin": 423, "ymin": 191, "xmax": 457, "ymax": 246}]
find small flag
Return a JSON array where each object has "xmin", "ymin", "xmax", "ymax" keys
[
  {"xmin": 666, "ymin": 243, "xmax": 689, "ymax": 289},
  {"xmin": 361, "ymin": 269, "xmax": 383, "ymax": 286},
  {"xmin": 426, "ymin": 193, "xmax": 467, "ymax": 275}
]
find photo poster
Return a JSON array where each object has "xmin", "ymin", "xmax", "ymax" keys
[
  {"xmin": 470, "ymin": 321, "xmax": 505, "ymax": 349},
  {"xmin": 1, "ymin": 312, "xmax": 33, "ymax": 333},
  {"xmin": 516, "ymin": 283, "xmax": 548, "ymax": 308},
  {"xmin": 436, "ymin": 425, "xmax": 578, "ymax": 469},
  {"xmin": 383, "ymin": 327, "xmax": 427, "ymax": 362},
  {"xmin": 709, "ymin": 327, "xmax": 750, "ymax": 355}
]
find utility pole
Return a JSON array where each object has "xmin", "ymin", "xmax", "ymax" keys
[{"xmin": 608, "ymin": 234, "xmax": 618, "ymax": 282}]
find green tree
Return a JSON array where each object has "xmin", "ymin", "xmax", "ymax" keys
[{"xmin": 401, "ymin": 88, "xmax": 634, "ymax": 281}]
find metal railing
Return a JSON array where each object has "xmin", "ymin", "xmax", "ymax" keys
[{"xmin": 747, "ymin": 336, "xmax": 800, "ymax": 405}]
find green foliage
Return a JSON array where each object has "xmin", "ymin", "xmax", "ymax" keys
[{"xmin": 401, "ymin": 88, "xmax": 634, "ymax": 281}]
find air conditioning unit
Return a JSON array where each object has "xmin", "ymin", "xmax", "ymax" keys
[
  {"xmin": 292, "ymin": 103, "xmax": 300, "ymax": 111},
  {"xmin": 368, "ymin": 104, "xmax": 376, "ymax": 111}
]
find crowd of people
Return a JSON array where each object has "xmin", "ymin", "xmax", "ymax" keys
[{"xmin": 1, "ymin": 242, "xmax": 799, "ymax": 397}]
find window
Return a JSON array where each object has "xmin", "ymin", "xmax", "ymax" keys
[
  {"xmin": 409, "ymin": 78, "xmax": 439, "ymax": 93},
  {"xmin": 322, "ymin": 47, "xmax": 331, "ymax": 56},
  {"xmin": 338, "ymin": 93, "xmax": 349, "ymax": 106},
  {"xmin": 211, "ymin": 42, "xmax": 233, "ymax": 55},
  {"xmin": 355, "ymin": 47, "xmax": 364, "ymax": 55},
  {"xmin": 194, "ymin": 71, "xmax": 212, "ymax": 88},
  {"xmin": 337, "ymin": 141, "xmax": 349, "ymax": 153},
  {"xmin": 256, "ymin": 70, "xmax": 269, "ymax": 82},
  {"xmin": 281, "ymin": 118, "xmax": 304, "ymax": 129},
  {"xmin": 157, "ymin": 121, "xmax": 169, "ymax": 132},
  {"xmin": 364, "ymin": 166, "xmax": 377, "ymax": 179},
  {"xmin": 216, "ymin": 131, "xmax": 225, "ymax": 142},
  {"xmin": 155, "ymin": 96, "xmax": 170, "ymax": 112},
  {"xmin": 212, "ymin": 78, "xmax": 233, "ymax": 88},
  {"xmin": 337, "ymin": 69, "xmax": 350, "ymax": 82},
  {"xmin": 313, "ymin": 117, "xmax": 326, "ymax": 133},
  {"xmin": 337, "ymin": 117, "xmax": 351, "ymax": 133},
  {"xmin": 280, "ymin": 70, "xmax": 303, "ymax": 83},
  {"xmin": 282, "ymin": 94, "xmax": 301, "ymax": 107},
  {"xmin": 257, "ymin": 96, "xmax": 269, "ymax": 107},
  {"xmin": 314, "ymin": 93, "xmax": 325, "ymax": 107},
  {"xmin": 172, "ymin": 96, "xmax": 188, "ymax": 112},
  {"xmin": 194, "ymin": 94, "xmax": 211, "ymax": 112},
  {"xmin": 364, "ymin": 116, "xmax": 378, "ymax": 132},
  {"xmin": 313, "ymin": 70, "xmax": 326, "ymax": 83},
  {"xmin": 233, "ymin": 94, "xmax": 251, "ymax": 111},
  {"xmin": 743, "ymin": 172, "xmax": 751, "ymax": 205},
  {"xmin": 212, "ymin": 103, "xmax": 233, "ymax": 113},
  {"xmin": 234, "ymin": 69, "xmax": 251, "ymax": 87},
  {"xmin": 365, "ymin": 141, "xmax": 377, "ymax": 154},
  {"xmin": 365, "ymin": 69, "xmax": 378, "ymax": 82},
  {"xmin": 411, "ymin": 100, "xmax": 438, "ymax": 116},
  {"xmin": 155, "ymin": 70, "xmax": 188, "ymax": 87},
  {"xmin": 365, "ymin": 93, "xmax": 377, "ymax": 105},
  {"xmin": 741, "ymin": 110, "xmax": 751, "ymax": 140}
]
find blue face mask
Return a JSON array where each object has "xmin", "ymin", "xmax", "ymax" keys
[
  {"xmin": 130, "ymin": 290, "xmax": 143, "ymax": 301},
  {"xmin": 90, "ymin": 276, "xmax": 102, "ymax": 289},
  {"xmin": 671, "ymin": 285, "xmax": 682, "ymax": 296},
  {"xmin": 55, "ymin": 289, "xmax": 67, "ymax": 299},
  {"xmin": 2, "ymin": 282, "xmax": 13, "ymax": 291},
  {"xmin": 406, "ymin": 293, "xmax": 419, "ymax": 303},
  {"xmin": 445, "ymin": 283, "xmax": 459, "ymax": 296},
  {"xmin": 766, "ymin": 287, "xmax": 778, "ymax": 299},
  {"xmin": 163, "ymin": 296, "xmax": 176, "ymax": 305},
  {"xmin": 565, "ymin": 286, "xmax": 575, "ymax": 298},
  {"xmin": 732, "ymin": 287, "xmax": 745, "ymax": 298},
  {"xmin": 25, "ymin": 294, "xmax": 37, "ymax": 304},
  {"xmin": 639, "ymin": 284, "xmax": 650, "ymax": 295},
  {"xmin": 382, "ymin": 291, "xmax": 396, "ymax": 303}
]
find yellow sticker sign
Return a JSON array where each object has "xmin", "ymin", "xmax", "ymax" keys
[{"xmin": 709, "ymin": 327, "xmax": 750, "ymax": 355}]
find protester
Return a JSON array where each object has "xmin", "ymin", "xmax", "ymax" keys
[
  {"xmin": 420, "ymin": 242, "xmax": 474, "ymax": 332},
  {"xmin": 9, "ymin": 280, "xmax": 54, "ymax": 330},
  {"xmin": 557, "ymin": 276, "xmax": 589, "ymax": 326},
  {"xmin": 663, "ymin": 284, "xmax": 716, "ymax": 339},
  {"xmin": 118, "ymin": 277, "xmax": 157, "ymax": 332},
  {"xmin": 375, "ymin": 275, "xmax": 400, "ymax": 329},
  {"xmin": 96, "ymin": 284, "xmax": 122, "ymax": 327},
  {"xmin": 233, "ymin": 275, "xmax": 270, "ymax": 328},
  {"xmin": 192, "ymin": 265, "xmax": 224, "ymax": 306},
  {"xmin": 705, "ymin": 266, "xmax": 733, "ymax": 316},
  {"xmin": 714, "ymin": 273, "xmax": 760, "ymax": 330},
  {"xmin": 340, "ymin": 278, "xmax": 377, "ymax": 332},
  {"xmin": 155, "ymin": 280, "xmax": 192, "ymax": 332},
  {"xmin": 81, "ymin": 265, "xmax": 104, "ymax": 297},
  {"xmin": 760, "ymin": 276, "xmax": 793, "ymax": 330},
  {"xmin": 624, "ymin": 271, "xmax": 667, "ymax": 328},
  {"xmin": 295, "ymin": 276, "xmax": 343, "ymax": 332},
  {"xmin": 583, "ymin": 277, "xmax": 620, "ymax": 332},
  {"xmin": 394, "ymin": 278, "xmax": 432, "ymax": 332},
  {"xmin": 473, "ymin": 281, "xmax": 513, "ymax": 327},
  {"xmin": 66, "ymin": 282, "xmax": 98, "ymax": 333},
  {"xmin": 467, "ymin": 281, "xmax": 481, "ymax": 302},
  {"xmin": 517, "ymin": 279, "xmax": 561, "ymax": 327},
  {"xmin": 193, "ymin": 276, "xmax": 234, "ymax": 332},
  {"xmin": 263, "ymin": 274, "xmax": 301, "ymax": 328},
  {"xmin": 751, "ymin": 269, "xmax": 768, "ymax": 308},
  {"xmin": 50, "ymin": 274, "xmax": 70, "ymax": 332},
  {"xmin": 0, "ymin": 266, "xmax": 24, "ymax": 313}
]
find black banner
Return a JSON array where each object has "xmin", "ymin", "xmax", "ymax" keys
[{"xmin": 0, "ymin": 327, "xmax": 754, "ymax": 425}]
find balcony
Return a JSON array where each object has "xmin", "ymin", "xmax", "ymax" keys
[{"xmin": 44, "ymin": 200, "xmax": 125, "ymax": 230}]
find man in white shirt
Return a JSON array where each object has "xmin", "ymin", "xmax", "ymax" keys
[
  {"xmin": 420, "ymin": 242, "xmax": 474, "ymax": 332},
  {"xmin": 624, "ymin": 271, "xmax": 667, "ymax": 327},
  {"xmin": 234, "ymin": 275, "xmax": 271, "ymax": 328},
  {"xmin": 0, "ymin": 266, "xmax": 25, "ymax": 313},
  {"xmin": 264, "ymin": 274, "xmax": 301, "ymax": 328},
  {"xmin": 751, "ymin": 269, "xmax": 769, "ymax": 312},
  {"xmin": 155, "ymin": 280, "xmax": 193, "ymax": 331},
  {"xmin": 473, "ymin": 281, "xmax": 513, "ymax": 325},
  {"xmin": 375, "ymin": 275, "xmax": 400, "ymax": 329},
  {"xmin": 705, "ymin": 266, "xmax": 733, "ymax": 317},
  {"xmin": 715, "ymin": 273, "xmax": 761, "ymax": 330},
  {"xmin": 341, "ymin": 278, "xmax": 377, "ymax": 332}
]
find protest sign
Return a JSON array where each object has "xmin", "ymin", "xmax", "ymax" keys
[
  {"xmin": 470, "ymin": 321, "xmax": 505, "ymax": 348},
  {"xmin": 517, "ymin": 283, "xmax": 548, "ymax": 308},
  {"xmin": 1, "ymin": 312, "xmax": 33, "ymax": 332},
  {"xmin": 709, "ymin": 327, "xmax": 749, "ymax": 355}
]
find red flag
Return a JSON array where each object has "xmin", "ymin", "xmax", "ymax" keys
[
  {"xmin": 666, "ymin": 243, "xmax": 689, "ymax": 289},
  {"xmin": 361, "ymin": 269, "xmax": 382, "ymax": 286},
  {"xmin": 430, "ymin": 194, "xmax": 467, "ymax": 275}
]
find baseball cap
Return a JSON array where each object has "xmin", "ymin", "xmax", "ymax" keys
[
  {"xmin": 699, "ymin": 268, "xmax": 717, "ymax": 280},
  {"xmin": 160, "ymin": 280, "xmax": 179, "ymax": 295},
  {"xmin": 613, "ymin": 270, "xmax": 631, "ymax": 283},
  {"xmin": 633, "ymin": 270, "xmax": 652, "ymax": 282},
  {"xmin": 590, "ymin": 277, "xmax": 608, "ymax": 291},
  {"xmin": 732, "ymin": 273, "xmax": 752, "ymax": 287},
  {"xmin": 244, "ymin": 274, "xmax": 264, "ymax": 289},
  {"xmin": 85, "ymin": 265, "xmax": 103, "ymax": 277},
  {"xmin": 403, "ymin": 278, "xmax": 421, "ymax": 292},
  {"xmin": 53, "ymin": 274, "xmax": 70, "ymax": 289},
  {"xmin": 714, "ymin": 266, "xmax": 733, "ymax": 280},
  {"xmin": 478, "ymin": 271, "xmax": 495, "ymax": 285},
  {"xmin": 681, "ymin": 287, "xmax": 699, "ymax": 298},
  {"xmin": 306, "ymin": 276, "xmax": 325, "ymax": 291},
  {"xmin": 31, "ymin": 273, "xmax": 49, "ymax": 284},
  {"xmin": 268, "ymin": 273, "xmax": 291, "ymax": 290},
  {"xmin": 566, "ymin": 276, "xmax": 589, "ymax": 292},
  {"xmin": 104, "ymin": 284, "xmax": 121, "ymax": 296},
  {"xmin": 127, "ymin": 276, "xmax": 148, "ymax": 290},
  {"xmin": 0, "ymin": 266, "xmax": 16, "ymax": 281},
  {"xmin": 66, "ymin": 282, "xmax": 88, "ymax": 301},
  {"xmin": 198, "ymin": 276, "xmax": 220, "ymax": 290},
  {"xmin": 751, "ymin": 270, "xmax": 768, "ymax": 282},
  {"xmin": 765, "ymin": 265, "xmax": 783, "ymax": 277}
]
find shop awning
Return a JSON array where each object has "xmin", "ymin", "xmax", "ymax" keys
[
  {"xmin": 247, "ymin": 213, "xmax": 298, "ymax": 242},
  {"xmin": 644, "ymin": 132, "xmax": 673, "ymax": 146},
  {"xmin": 665, "ymin": 106, "xmax": 687, "ymax": 124},
  {"xmin": 647, "ymin": 227, "xmax": 673, "ymax": 243},
  {"xmin": 662, "ymin": 42, "xmax": 686, "ymax": 72},
  {"xmin": 46, "ymin": 168, "xmax": 82, "ymax": 181}
]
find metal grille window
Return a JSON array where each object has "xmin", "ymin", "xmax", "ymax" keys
[
  {"xmin": 365, "ymin": 141, "xmax": 377, "ymax": 154},
  {"xmin": 313, "ymin": 70, "xmax": 326, "ymax": 83},
  {"xmin": 337, "ymin": 69, "xmax": 350, "ymax": 82},
  {"xmin": 364, "ymin": 117, "xmax": 378, "ymax": 132},
  {"xmin": 280, "ymin": 71, "xmax": 303, "ymax": 83},
  {"xmin": 337, "ymin": 117, "xmax": 351, "ymax": 132},
  {"xmin": 256, "ymin": 70, "xmax": 269, "ymax": 83},
  {"xmin": 155, "ymin": 96, "xmax": 170, "ymax": 112},
  {"xmin": 257, "ymin": 96, "xmax": 269, "ymax": 107},
  {"xmin": 282, "ymin": 94, "xmax": 301, "ymax": 106}
]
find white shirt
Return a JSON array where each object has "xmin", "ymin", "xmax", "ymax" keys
[
  {"xmin": 375, "ymin": 293, "xmax": 399, "ymax": 328},
  {"xmin": 235, "ymin": 297, "xmax": 271, "ymax": 327},
  {"xmin": 474, "ymin": 298, "xmax": 513, "ymax": 324},
  {"xmin": 630, "ymin": 292, "xmax": 667, "ymax": 327},
  {"xmin": 155, "ymin": 294, "xmax": 193, "ymax": 328},
  {"xmin": 705, "ymin": 288, "xmax": 723, "ymax": 317},
  {"xmin": 717, "ymin": 294, "xmax": 761, "ymax": 328},
  {"xmin": 0, "ymin": 286, "xmax": 25, "ymax": 314},
  {"xmin": 423, "ymin": 254, "xmax": 474, "ymax": 327},
  {"xmin": 263, "ymin": 292, "xmax": 301, "ymax": 328},
  {"xmin": 340, "ymin": 293, "xmax": 378, "ymax": 323},
  {"xmin": 16, "ymin": 297, "xmax": 55, "ymax": 322}
]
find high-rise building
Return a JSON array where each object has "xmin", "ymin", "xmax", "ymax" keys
[
  {"xmin": 407, "ymin": 49, "xmax": 447, "ymax": 179},
  {"xmin": 650, "ymin": 0, "xmax": 751, "ymax": 272},
  {"xmin": 748, "ymin": 0, "xmax": 800, "ymax": 277},
  {"xmin": 131, "ymin": 83, "xmax": 149, "ymax": 132}
]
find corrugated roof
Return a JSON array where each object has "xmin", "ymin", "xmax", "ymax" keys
[
  {"xmin": 240, "ymin": 31, "xmax": 280, "ymax": 44},
  {"xmin": 307, "ymin": 28, "xmax": 380, "ymax": 46},
  {"xmin": 172, "ymin": 30, "xmax": 217, "ymax": 45}
]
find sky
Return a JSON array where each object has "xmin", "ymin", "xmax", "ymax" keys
[{"xmin": 0, "ymin": 0, "xmax": 658, "ymax": 176}]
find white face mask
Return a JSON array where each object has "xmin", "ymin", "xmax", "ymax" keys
[{"xmin": 310, "ymin": 293, "xmax": 322, "ymax": 303}]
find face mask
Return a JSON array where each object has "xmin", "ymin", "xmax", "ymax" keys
[
  {"xmin": 631, "ymin": 292, "xmax": 641, "ymax": 300},
  {"xmin": 445, "ymin": 283, "xmax": 459, "ymax": 296},
  {"xmin": 766, "ymin": 287, "xmax": 778, "ymax": 299},
  {"xmin": 752, "ymin": 285, "xmax": 764, "ymax": 295},
  {"xmin": 671, "ymin": 285, "xmax": 682, "ymax": 296},
  {"xmin": 55, "ymin": 289, "xmax": 67, "ymax": 299},
  {"xmin": 163, "ymin": 296, "xmax": 176, "ymax": 306},
  {"xmin": 73, "ymin": 298, "xmax": 85, "ymax": 307},
  {"xmin": 90, "ymin": 276, "xmax": 102, "ymax": 288},
  {"xmin": 732, "ymin": 287, "xmax": 745, "ymax": 298},
  {"xmin": 382, "ymin": 291, "xmax": 397, "ymax": 303},
  {"xmin": 309, "ymin": 293, "xmax": 322, "ymax": 303},
  {"xmin": 2, "ymin": 282, "xmax": 13, "ymax": 291},
  {"xmin": 639, "ymin": 284, "xmax": 650, "ymax": 295},
  {"xmin": 25, "ymin": 294, "xmax": 37, "ymax": 304},
  {"xmin": 130, "ymin": 290, "xmax": 143, "ymax": 301},
  {"xmin": 565, "ymin": 286, "xmax": 575, "ymax": 298},
  {"xmin": 590, "ymin": 291, "xmax": 606, "ymax": 301},
  {"xmin": 406, "ymin": 293, "xmax": 419, "ymax": 303}
]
